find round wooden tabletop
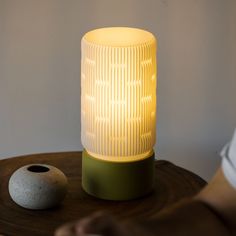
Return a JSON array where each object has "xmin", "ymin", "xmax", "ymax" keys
[{"xmin": 0, "ymin": 152, "xmax": 206, "ymax": 236}]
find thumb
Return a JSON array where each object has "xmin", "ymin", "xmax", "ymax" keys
[{"xmin": 75, "ymin": 211, "xmax": 127, "ymax": 236}]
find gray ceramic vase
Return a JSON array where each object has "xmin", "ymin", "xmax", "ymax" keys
[{"xmin": 8, "ymin": 164, "xmax": 68, "ymax": 210}]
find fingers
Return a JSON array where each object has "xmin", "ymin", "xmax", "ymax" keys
[
  {"xmin": 54, "ymin": 221, "xmax": 77, "ymax": 236},
  {"xmin": 55, "ymin": 211, "xmax": 128, "ymax": 236},
  {"xmin": 75, "ymin": 211, "xmax": 114, "ymax": 235}
]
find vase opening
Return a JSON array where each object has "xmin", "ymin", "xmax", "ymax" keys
[{"xmin": 27, "ymin": 165, "xmax": 49, "ymax": 173}]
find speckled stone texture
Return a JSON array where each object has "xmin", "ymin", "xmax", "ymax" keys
[{"xmin": 8, "ymin": 164, "xmax": 68, "ymax": 210}]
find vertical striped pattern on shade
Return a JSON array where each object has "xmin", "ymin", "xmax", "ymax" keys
[{"xmin": 81, "ymin": 27, "xmax": 157, "ymax": 162}]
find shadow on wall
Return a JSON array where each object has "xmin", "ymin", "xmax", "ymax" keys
[{"xmin": 155, "ymin": 0, "xmax": 236, "ymax": 180}]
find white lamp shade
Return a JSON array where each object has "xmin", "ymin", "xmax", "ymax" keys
[{"xmin": 81, "ymin": 27, "xmax": 157, "ymax": 162}]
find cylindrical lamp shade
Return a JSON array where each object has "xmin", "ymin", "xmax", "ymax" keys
[{"xmin": 81, "ymin": 27, "xmax": 157, "ymax": 162}]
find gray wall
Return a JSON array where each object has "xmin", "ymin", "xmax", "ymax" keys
[{"xmin": 0, "ymin": 0, "xmax": 236, "ymax": 180}]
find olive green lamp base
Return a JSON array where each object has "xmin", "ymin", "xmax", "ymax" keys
[{"xmin": 82, "ymin": 150, "xmax": 155, "ymax": 201}]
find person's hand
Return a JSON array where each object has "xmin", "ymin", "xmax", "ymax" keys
[{"xmin": 54, "ymin": 211, "xmax": 129, "ymax": 236}]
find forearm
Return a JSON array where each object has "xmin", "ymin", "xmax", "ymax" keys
[
  {"xmin": 126, "ymin": 165, "xmax": 236, "ymax": 236},
  {"xmin": 55, "ymin": 197, "xmax": 231, "ymax": 236},
  {"xmin": 123, "ymin": 199, "xmax": 230, "ymax": 236},
  {"xmin": 196, "ymin": 168, "xmax": 236, "ymax": 233}
]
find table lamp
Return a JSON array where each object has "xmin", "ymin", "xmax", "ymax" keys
[{"xmin": 81, "ymin": 27, "xmax": 157, "ymax": 200}]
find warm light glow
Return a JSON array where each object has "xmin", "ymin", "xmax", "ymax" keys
[
  {"xmin": 81, "ymin": 27, "xmax": 157, "ymax": 162},
  {"xmin": 83, "ymin": 27, "xmax": 155, "ymax": 47}
]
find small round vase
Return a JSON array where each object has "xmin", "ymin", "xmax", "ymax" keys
[{"xmin": 8, "ymin": 164, "xmax": 68, "ymax": 210}]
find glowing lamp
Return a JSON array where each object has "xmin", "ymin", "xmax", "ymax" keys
[{"xmin": 81, "ymin": 27, "xmax": 157, "ymax": 200}]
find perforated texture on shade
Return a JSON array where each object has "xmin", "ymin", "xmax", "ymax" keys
[{"xmin": 81, "ymin": 27, "xmax": 157, "ymax": 162}]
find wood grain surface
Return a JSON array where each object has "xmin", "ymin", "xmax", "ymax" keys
[{"xmin": 0, "ymin": 152, "xmax": 206, "ymax": 236}]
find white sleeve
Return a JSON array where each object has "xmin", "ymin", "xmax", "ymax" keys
[{"xmin": 221, "ymin": 129, "xmax": 236, "ymax": 189}]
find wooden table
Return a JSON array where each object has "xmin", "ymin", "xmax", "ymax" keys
[{"xmin": 0, "ymin": 152, "xmax": 206, "ymax": 236}]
